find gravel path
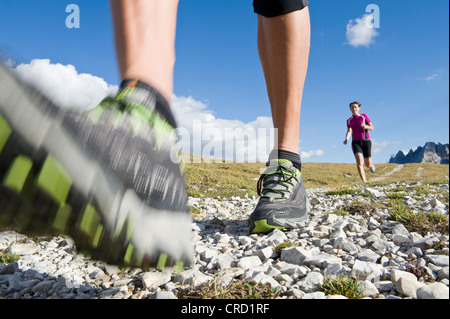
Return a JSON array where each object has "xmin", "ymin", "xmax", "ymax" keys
[
  {"xmin": 371, "ymin": 164, "xmax": 404, "ymax": 182},
  {"xmin": 1, "ymin": 182, "xmax": 448, "ymax": 299}
]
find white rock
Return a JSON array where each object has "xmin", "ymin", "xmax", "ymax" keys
[
  {"xmin": 304, "ymin": 253, "xmax": 342, "ymax": 269},
  {"xmin": 375, "ymin": 280, "xmax": 395, "ymax": 293},
  {"xmin": 406, "ymin": 247, "xmax": 423, "ymax": 258},
  {"xmin": 437, "ymin": 267, "xmax": 449, "ymax": 280},
  {"xmin": 257, "ymin": 246, "xmax": 276, "ymax": 261},
  {"xmin": 140, "ymin": 271, "xmax": 172, "ymax": 289},
  {"xmin": 280, "ymin": 247, "xmax": 311, "ymax": 265},
  {"xmin": 360, "ymin": 280, "xmax": 379, "ymax": 297},
  {"xmin": 174, "ymin": 269, "xmax": 213, "ymax": 288},
  {"xmin": 237, "ymin": 256, "xmax": 262, "ymax": 270},
  {"xmin": 395, "ymin": 277, "xmax": 426, "ymax": 299},
  {"xmin": 214, "ymin": 254, "xmax": 234, "ymax": 270},
  {"xmin": 425, "ymin": 255, "xmax": 450, "ymax": 267},
  {"xmin": 301, "ymin": 292, "xmax": 326, "ymax": 299},
  {"xmin": 412, "ymin": 237, "xmax": 440, "ymax": 250},
  {"xmin": 280, "ymin": 264, "xmax": 309, "ymax": 277},
  {"xmin": 330, "ymin": 228, "xmax": 347, "ymax": 239},
  {"xmin": 430, "ymin": 198, "xmax": 446, "ymax": 210},
  {"xmin": 364, "ymin": 187, "xmax": 386, "ymax": 198},
  {"xmin": 356, "ymin": 249, "xmax": 379, "ymax": 263},
  {"xmin": 393, "ymin": 234, "xmax": 411, "ymax": 246},
  {"xmin": 296, "ymin": 272, "xmax": 324, "ymax": 293},
  {"xmin": 391, "ymin": 223, "xmax": 410, "ymax": 236},
  {"xmin": 247, "ymin": 272, "xmax": 281, "ymax": 289},
  {"xmin": 6, "ymin": 241, "xmax": 39, "ymax": 255},
  {"xmin": 390, "ymin": 269, "xmax": 418, "ymax": 283},
  {"xmin": 265, "ymin": 229, "xmax": 288, "ymax": 245},
  {"xmin": 416, "ymin": 282, "xmax": 449, "ymax": 299},
  {"xmin": 149, "ymin": 291, "xmax": 178, "ymax": 299},
  {"xmin": 200, "ymin": 248, "xmax": 218, "ymax": 263},
  {"xmin": 351, "ymin": 260, "xmax": 383, "ymax": 282},
  {"xmin": 324, "ymin": 263, "xmax": 348, "ymax": 279},
  {"xmin": 274, "ymin": 274, "xmax": 294, "ymax": 285}
]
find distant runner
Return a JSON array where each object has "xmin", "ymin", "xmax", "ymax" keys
[{"xmin": 343, "ymin": 101, "xmax": 376, "ymax": 182}]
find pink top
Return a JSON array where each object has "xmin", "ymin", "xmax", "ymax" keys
[{"xmin": 347, "ymin": 113, "xmax": 371, "ymax": 141}]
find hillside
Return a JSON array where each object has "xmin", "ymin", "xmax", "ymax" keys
[{"xmin": 183, "ymin": 161, "xmax": 449, "ymax": 199}]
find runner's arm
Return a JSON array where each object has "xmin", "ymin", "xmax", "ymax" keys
[
  {"xmin": 362, "ymin": 114, "xmax": 374, "ymax": 131},
  {"xmin": 343, "ymin": 127, "xmax": 352, "ymax": 144},
  {"xmin": 362, "ymin": 122, "xmax": 374, "ymax": 131}
]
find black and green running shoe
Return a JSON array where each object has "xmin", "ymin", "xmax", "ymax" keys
[
  {"xmin": 248, "ymin": 159, "xmax": 310, "ymax": 234},
  {"xmin": 0, "ymin": 64, "xmax": 193, "ymax": 269}
]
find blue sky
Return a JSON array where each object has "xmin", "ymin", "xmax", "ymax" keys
[{"xmin": 0, "ymin": 0, "xmax": 448, "ymax": 163}]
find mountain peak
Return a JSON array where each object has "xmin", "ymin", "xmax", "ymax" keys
[{"xmin": 389, "ymin": 142, "xmax": 449, "ymax": 164}]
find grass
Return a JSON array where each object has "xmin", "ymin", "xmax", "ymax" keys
[
  {"xmin": 274, "ymin": 240, "xmax": 299, "ymax": 254},
  {"xmin": 0, "ymin": 252, "xmax": 19, "ymax": 264},
  {"xmin": 340, "ymin": 201, "xmax": 386, "ymax": 215},
  {"xmin": 386, "ymin": 199, "xmax": 449, "ymax": 235},
  {"xmin": 183, "ymin": 159, "xmax": 449, "ymax": 199},
  {"xmin": 325, "ymin": 189, "xmax": 369, "ymax": 197},
  {"xmin": 183, "ymin": 161, "xmax": 260, "ymax": 199},
  {"xmin": 177, "ymin": 279, "xmax": 281, "ymax": 299},
  {"xmin": 331, "ymin": 209, "xmax": 349, "ymax": 217},
  {"xmin": 318, "ymin": 277, "xmax": 364, "ymax": 299}
]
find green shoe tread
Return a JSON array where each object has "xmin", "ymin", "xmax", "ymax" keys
[
  {"xmin": 250, "ymin": 219, "xmax": 286, "ymax": 234},
  {"xmin": 0, "ymin": 114, "xmax": 12, "ymax": 153}
]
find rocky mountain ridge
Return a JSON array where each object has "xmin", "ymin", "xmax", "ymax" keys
[{"xmin": 389, "ymin": 142, "xmax": 449, "ymax": 164}]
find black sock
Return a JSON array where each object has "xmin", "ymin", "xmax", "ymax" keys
[{"xmin": 268, "ymin": 149, "xmax": 302, "ymax": 171}]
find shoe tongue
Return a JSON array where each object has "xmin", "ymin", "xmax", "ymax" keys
[
  {"xmin": 266, "ymin": 159, "xmax": 293, "ymax": 171},
  {"xmin": 277, "ymin": 159, "xmax": 293, "ymax": 169},
  {"xmin": 260, "ymin": 159, "xmax": 299, "ymax": 201},
  {"xmin": 117, "ymin": 80, "xmax": 177, "ymax": 129}
]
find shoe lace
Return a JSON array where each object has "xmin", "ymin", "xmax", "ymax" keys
[{"xmin": 257, "ymin": 164, "xmax": 299, "ymax": 201}]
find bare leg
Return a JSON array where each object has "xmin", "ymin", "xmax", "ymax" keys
[
  {"xmin": 355, "ymin": 153, "xmax": 367, "ymax": 182},
  {"xmin": 110, "ymin": 0, "xmax": 179, "ymax": 103},
  {"xmin": 257, "ymin": 8, "xmax": 310, "ymax": 154},
  {"xmin": 364, "ymin": 157, "xmax": 373, "ymax": 168}
]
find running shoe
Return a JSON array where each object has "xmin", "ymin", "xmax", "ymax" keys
[
  {"xmin": 370, "ymin": 165, "xmax": 376, "ymax": 173},
  {"xmin": 0, "ymin": 64, "xmax": 193, "ymax": 269},
  {"xmin": 248, "ymin": 159, "xmax": 310, "ymax": 234}
]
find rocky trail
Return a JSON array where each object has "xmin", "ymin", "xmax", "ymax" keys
[{"xmin": 1, "ymin": 182, "xmax": 449, "ymax": 299}]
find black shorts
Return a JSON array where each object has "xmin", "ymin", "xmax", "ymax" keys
[
  {"xmin": 352, "ymin": 140, "xmax": 372, "ymax": 158},
  {"xmin": 253, "ymin": 0, "xmax": 309, "ymax": 18}
]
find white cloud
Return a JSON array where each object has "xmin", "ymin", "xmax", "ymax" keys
[
  {"xmin": 301, "ymin": 149, "xmax": 324, "ymax": 159},
  {"xmin": 171, "ymin": 95, "xmax": 275, "ymax": 162},
  {"xmin": 372, "ymin": 140, "xmax": 402, "ymax": 148},
  {"xmin": 418, "ymin": 72, "xmax": 441, "ymax": 81},
  {"xmin": 372, "ymin": 140, "xmax": 402, "ymax": 154},
  {"xmin": 346, "ymin": 14, "xmax": 379, "ymax": 48},
  {"xmin": 12, "ymin": 59, "xmax": 118, "ymax": 110},
  {"xmin": 10, "ymin": 59, "xmax": 323, "ymax": 163}
]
